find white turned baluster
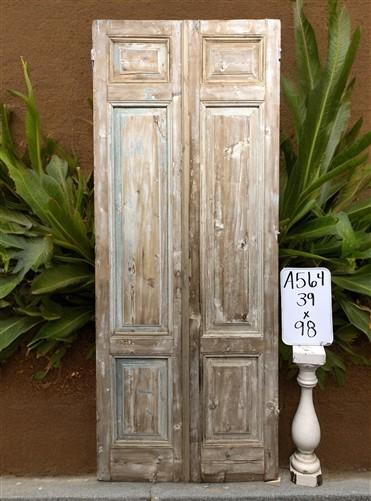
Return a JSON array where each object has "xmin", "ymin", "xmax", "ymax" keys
[{"xmin": 290, "ymin": 346, "xmax": 326, "ymax": 487}]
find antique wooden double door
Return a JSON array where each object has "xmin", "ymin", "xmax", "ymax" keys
[{"xmin": 93, "ymin": 19, "xmax": 280, "ymax": 482}]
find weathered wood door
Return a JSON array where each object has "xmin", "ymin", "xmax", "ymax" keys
[{"xmin": 93, "ymin": 19, "xmax": 280, "ymax": 482}]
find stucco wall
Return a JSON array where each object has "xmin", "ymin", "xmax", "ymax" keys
[{"xmin": 0, "ymin": 0, "xmax": 370, "ymax": 476}]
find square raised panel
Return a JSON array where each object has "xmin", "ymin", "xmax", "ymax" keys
[
  {"xmin": 110, "ymin": 38, "xmax": 169, "ymax": 82},
  {"xmin": 203, "ymin": 37, "xmax": 264, "ymax": 83},
  {"xmin": 203, "ymin": 357, "xmax": 260, "ymax": 443},
  {"xmin": 115, "ymin": 358, "xmax": 171, "ymax": 442}
]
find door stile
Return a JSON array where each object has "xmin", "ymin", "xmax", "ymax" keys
[
  {"xmin": 263, "ymin": 19, "xmax": 280, "ymax": 481},
  {"xmin": 181, "ymin": 20, "xmax": 191, "ymax": 483},
  {"xmin": 93, "ymin": 20, "xmax": 112, "ymax": 481},
  {"xmin": 93, "ymin": 20, "xmax": 185, "ymax": 481},
  {"xmin": 187, "ymin": 20, "xmax": 203, "ymax": 482}
]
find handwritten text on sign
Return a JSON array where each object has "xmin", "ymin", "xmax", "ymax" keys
[{"xmin": 280, "ymin": 267, "xmax": 333, "ymax": 346}]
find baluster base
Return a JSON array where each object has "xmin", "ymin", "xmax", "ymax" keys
[
  {"xmin": 290, "ymin": 458, "xmax": 322, "ymax": 487},
  {"xmin": 290, "ymin": 450, "xmax": 322, "ymax": 486}
]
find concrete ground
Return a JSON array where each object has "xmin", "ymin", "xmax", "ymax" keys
[{"xmin": 0, "ymin": 470, "xmax": 370, "ymax": 501}]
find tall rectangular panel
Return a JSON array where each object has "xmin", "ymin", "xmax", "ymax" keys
[
  {"xmin": 112, "ymin": 107, "xmax": 168, "ymax": 329},
  {"xmin": 203, "ymin": 107, "xmax": 261, "ymax": 331}
]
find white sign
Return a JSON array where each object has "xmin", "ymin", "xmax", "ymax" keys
[{"xmin": 280, "ymin": 267, "xmax": 333, "ymax": 346}]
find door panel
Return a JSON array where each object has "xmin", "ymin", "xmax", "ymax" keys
[
  {"xmin": 93, "ymin": 19, "xmax": 280, "ymax": 482},
  {"xmin": 93, "ymin": 20, "xmax": 183, "ymax": 482},
  {"xmin": 112, "ymin": 107, "xmax": 168, "ymax": 330},
  {"xmin": 187, "ymin": 19, "xmax": 280, "ymax": 481},
  {"xmin": 115, "ymin": 358, "xmax": 170, "ymax": 441},
  {"xmin": 203, "ymin": 106, "xmax": 261, "ymax": 330}
]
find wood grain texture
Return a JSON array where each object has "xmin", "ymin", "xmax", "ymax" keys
[
  {"xmin": 93, "ymin": 20, "xmax": 112, "ymax": 481},
  {"xmin": 197, "ymin": 19, "xmax": 279, "ymax": 481},
  {"xmin": 187, "ymin": 19, "xmax": 203, "ymax": 482},
  {"xmin": 94, "ymin": 18, "xmax": 280, "ymax": 482},
  {"xmin": 203, "ymin": 106, "xmax": 261, "ymax": 330},
  {"xmin": 113, "ymin": 107, "xmax": 167, "ymax": 329},
  {"xmin": 203, "ymin": 37, "xmax": 264, "ymax": 83},
  {"xmin": 94, "ymin": 20, "xmax": 183, "ymax": 482},
  {"xmin": 263, "ymin": 19, "xmax": 281, "ymax": 481}
]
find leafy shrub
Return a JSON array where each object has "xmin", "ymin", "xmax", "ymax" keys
[
  {"xmin": 280, "ymin": 0, "xmax": 371, "ymax": 384},
  {"xmin": 0, "ymin": 60, "xmax": 94, "ymax": 378}
]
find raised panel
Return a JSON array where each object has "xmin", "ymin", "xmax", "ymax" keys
[
  {"xmin": 202, "ymin": 106, "xmax": 262, "ymax": 331},
  {"xmin": 115, "ymin": 358, "xmax": 170, "ymax": 441},
  {"xmin": 204, "ymin": 357, "xmax": 260, "ymax": 443},
  {"xmin": 203, "ymin": 37, "xmax": 264, "ymax": 83},
  {"xmin": 110, "ymin": 38, "xmax": 169, "ymax": 82},
  {"xmin": 112, "ymin": 107, "xmax": 168, "ymax": 330}
]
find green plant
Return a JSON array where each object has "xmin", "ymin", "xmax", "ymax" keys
[
  {"xmin": 0, "ymin": 59, "xmax": 94, "ymax": 378},
  {"xmin": 280, "ymin": 0, "xmax": 371, "ymax": 385}
]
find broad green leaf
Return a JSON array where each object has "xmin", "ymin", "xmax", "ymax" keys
[
  {"xmin": 40, "ymin": 297, "xmax": 63, "ymax": 320},
  {"xmin": 31, "ymin": 263, "xmax": 93, "ymax": 294},
  {"xmin": 0, "ymin": 105, "xmax": 18, "ymax": 189},
  {"xmin": 283, "ymin": 198, "xmax": 316, "ymax": 233},
  {"xmin": 13, "ymin": 236, "xmax": 53, "ymax": 274},
  {"xmin": 0, "ymin": 233, "xmax": 26, "ymax": 249},
  {"xmin": 282, "ymin": 77, "xmax": 305, "ymax": 139},
  {"xmin": 335, "ymin": 324, "xmax": 360, "ymax": 344},
  {"xmin": 0, "ymin": 236, "xmax": 53, "ymax": 299},
  {"xmin": 336, "ymin": 212, "xmax": 356, "ymax": 257},
  {"xmin": 286, "ymin": 215, "xmax": 339, "ymax": 240},
  {"xmin": 0, "ymin": 272, "xmax": 24, "ymax": 299},
  {"xmin": 46, "ymin": 198, "xmax": 92, "ymax": 261},
  {"xmin": 332, "ymin": 274, "xmax": 371, "ymax": 297},
  {"xmin": 280, "ymin": 136, "xmax": 297, "ymax": 178},
  {"xmin": 0, "ymin": 316, "xmax": 42, "ymax": 352},
  {"xmin": 342, "ymin": 195, "xmax": 371, "ymax": 221},
  {"xmin": 326, "ymin": 349, "xmax": 347, "ymax": 371},
  {"xmin": 332, "ymin": 131, "xmax": 371, "ymax": 169},
  {"xmin": 320, "ymin": 100, "xmax": 350, "ymax": 175},
  {"xmin": 9, "ymin": 58, "xmax": 42, "ymax": 174},
  {"xmin": 0, "ymin": 105, "xmax": 16, "ymax": 156},
  {"xmin": 28, "ymin": 308, "xmax": 92, "ymax": 346},
  {"xmin": 301, "ymin": 153, "xmax": 368, "ymax": 200},
  {"xmin": 334, "ymin": 163, "xmax": 371, "ymax": 213},
  {"xmin": 16, "ymin": 305, "xmax": 43, "ymax": 317},
  {"xmin": 41, "ymin": 172, "xmax": 67, "ymax": 209},
  {"xmin": 0, "ymin": 222, "xmax": 31, "ymax": 235},
  {"xmin": 4, "ymin": 160, "xmax": 50, "ymax": 224},
  {"xmin": 338, "ymin": 117, "xmax": 362, "ymax": 152},
  {"xmin": 279, "ymin": 248, "xmax": 331, "ymax": 261},
  {"xmin": 294, "ymin": 0, "xmax": 321, "ymax": 93},
  {"xmin": 337, "ymin": 296, "xmax": 371, "ymax": 341},
  {"xmin": 46, "ymin": 155, "xmax": 68, "ymax": 185},
  {"xmin": 0, "ymin": 207, "xmax": 33, "ymax": 229}
]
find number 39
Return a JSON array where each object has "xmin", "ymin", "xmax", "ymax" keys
[{"xmin": 296, "ymin": 292, "xmax": 315, "ymax": 307}]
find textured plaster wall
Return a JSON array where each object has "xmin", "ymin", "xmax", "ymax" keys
[{"xmin": 0, "ymin": 0, "xmax": 370, "ymax": 476}]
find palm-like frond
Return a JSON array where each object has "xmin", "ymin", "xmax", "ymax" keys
[{"xmin": 280, "ymin": 0, "xmax": 371, "ymax": 385}]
